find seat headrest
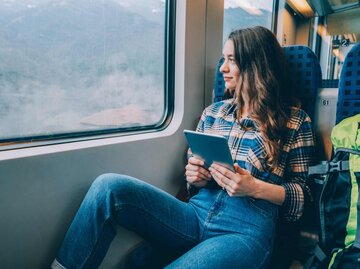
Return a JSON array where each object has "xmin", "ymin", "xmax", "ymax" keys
[
  {"xmin": 283, "ymin": 45, "xmax": 322, "ymax": 120},
  {"xmin": 213, "ymin": 45, "xmax": 322, "ymax": 120},
  {"xmin": 336, "ymin": 43, "xmax": 360, "ymax": 124}
]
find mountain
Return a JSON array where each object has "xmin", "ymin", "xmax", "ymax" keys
[
  {"xmin": 223, "ymin": 7, "xmax": 272, "ymax": 41},
  {"xmin": 0, "ymin": 0, "xmax": 165, "ymax": 85},
  {"xmin": 0, "ymin": 0, "xmax": 167, "ymax": 137}
]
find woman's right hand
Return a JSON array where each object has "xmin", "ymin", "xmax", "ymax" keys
[{"xmin": 185, "ymin": 157, "xmax": 212, "ymax": 187}]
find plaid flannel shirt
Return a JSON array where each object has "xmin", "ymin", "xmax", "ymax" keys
[{"xmin": 190, "ymin": 98, "xmax": 315, "ymax": 221}]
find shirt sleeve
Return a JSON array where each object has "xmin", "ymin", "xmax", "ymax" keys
[{"xmin": 280, "ymin": 116, "xmax": 315, "ymax": 221}]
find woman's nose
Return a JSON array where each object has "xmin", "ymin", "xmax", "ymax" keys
[{"xmin": 219, "ymin": 61, "xmax": 228, "ymax": 73}]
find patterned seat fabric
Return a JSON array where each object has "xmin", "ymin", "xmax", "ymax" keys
[
  {"xmin": 321, "ymin": 79, "xmax": 339, "ymax": 88},
  {"xmin": 213, "ymin": 57, "xmax": 225, "ymax": 103},
  {"xmin": 336, "ymin": 43, "xmax": 360, "ymax": 124},
  {"xmin": 213, "ymin": 45, "xmax": 322, "ymax": 121}
]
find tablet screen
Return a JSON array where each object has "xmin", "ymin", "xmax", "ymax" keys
[{"xmin": 184, "ymin": 130, "xmax": 235, "ymax": 172}]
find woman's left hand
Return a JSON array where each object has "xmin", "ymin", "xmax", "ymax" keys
[{"xmin": 209, "ymin": 163, "xmax": 258, "ymax": 197}]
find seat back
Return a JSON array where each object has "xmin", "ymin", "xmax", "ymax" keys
[
  {"xmin": 213, "ymin": 45, "xmax": 322, "ymax": 121},
  {"xmin": 283, "ymin": 46, "xmax": 322, "ymax": 120},
  {"xmin": 213, "ymin": 57, "xmax": 225, "ymax": 103},
  {"xmin": 336, "ymin": 42, "xmax": 360, "ymax": 124}
]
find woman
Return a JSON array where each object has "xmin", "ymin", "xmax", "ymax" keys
[{"xmin": 51, "ymin": 26, "xmax": 315, "ymax": 269}]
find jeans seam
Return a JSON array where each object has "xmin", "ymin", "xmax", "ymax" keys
[
  {"xmin": 115, "ymin": 202, "xmax": 198, "ymax": 244},
  {"xmin": 200, "ymin": 191, "xmax": 225, "ymax": 241}
]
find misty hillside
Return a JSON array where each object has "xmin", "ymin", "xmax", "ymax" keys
[
  {"xmin": 0, "ymin": 0, "xmax": 167, "ymax": 138},
  {"xmin": 0, "ymin": 1, "xmax": 271, "ymax": 138},
  {"xmin": 223, "ymin": 7, "xmax": 272, "ymax": 41},
  {"xmin": 0, "ymin": 0, "xmax": 165, "ymax": 86}
]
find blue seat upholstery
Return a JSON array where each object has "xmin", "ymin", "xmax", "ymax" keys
[
  {"xmin": 336, "ymin": 43, "xmax": 360, "ymax": 124},
  {"xmin": 283, "ymin": 46, "xmax": 322, "ymax": 120},
  {"xmin": 213, "ymin": 45, "xmax": 322, "ymax": 121},
  {"xmin": 321, "ymin": 79, "xmax": 339, "ymax": 88},
  {"xmin": 214, "ymin": 57, "xmax": 225, "ymax": 103}
]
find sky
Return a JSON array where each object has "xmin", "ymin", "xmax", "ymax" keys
[
  {"xmin": 111, "ymin": 0, "xmax": 273, "ymax": 13},
  {"xmin": 224, "ymin": 0, "xmax": 273, "ymax": 13},
  {"xmin": 1, "ymin": 0, "xmax": 273, "ymax": 14}
]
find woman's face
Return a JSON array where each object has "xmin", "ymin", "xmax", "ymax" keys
[{"xmin": 220, "ymin": 39, "xmax": 240, "ymax": 90}]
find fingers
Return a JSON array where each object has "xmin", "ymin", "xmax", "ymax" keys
[
  {"xmin": 211, "ymin": 163, "xmax": 235, "ymax": 178},
  {"xmin": 185, "ymin": 157, "xmax": 211, "ymax": 179},
  {"xmin": 185, "ymin": 169, "xmax": 210, "ymax": 181},
  {"xmin": 188, "ymin": 156, "xmax": 204, "ymax": 166},
  {"xmin": 187, "ymin": 178, "xmax": 208, "ymax": 187},
  {"xmin": 209, "ymin": 165, "xmax": 237, "ymax": 190},
  {"xmin": 186, "ymin": 157, "xmax": 211, "ymax": 180},
  {"xmin": 234, "ymin": 163, "xmax": 249, "ymax": 175}
]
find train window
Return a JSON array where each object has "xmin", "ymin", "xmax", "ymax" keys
[
  {"xmin": 0, "ymin": 0, "xmax": 174, "ymax": 145},
  {"xmin": 282, "ymin": 1, "xmax": 359, "ymax": 79},
  {"xmin": 223, "ymin": 0, "xmax": 275, "ymax": 41},
  {"xmin": 324, "ymin": 7, "xmax": 360, "ymax": 79}
]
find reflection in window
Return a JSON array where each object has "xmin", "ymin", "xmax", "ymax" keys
[
  {"xmin": 0, "ymin": 0, "xmax": 167, "ymax": 141},
  {"xmin": 330, "ymin": 35, "xmax": 357, "ymax": 79},
  {"xmin": 325, "ymin": 7, "xmax": 359, "ymax": 79}
]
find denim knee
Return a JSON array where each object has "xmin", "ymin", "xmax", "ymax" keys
[{"xmin": 88, "ymin": 173, "xmax": 139, "ymax": 204}]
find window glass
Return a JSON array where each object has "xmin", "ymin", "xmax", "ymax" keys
[
  {"xmin": 223, "ymin": 0, "xmax": 274, "ymax": 42},
  {"xmin": 325, "ymin": 8, "xmax": 360, "ymax": 79},
  {"xmin": 0, "ymin": 0, "xmax": 167, "ymax": 141}
]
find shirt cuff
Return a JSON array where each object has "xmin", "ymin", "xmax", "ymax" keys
[{"xmin": 281, "ymin": 182, "xmax": 304, "ymax": 221}]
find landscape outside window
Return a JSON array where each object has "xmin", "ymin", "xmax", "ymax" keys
[
  {"xmin": 223, "ymin": 0, "xmax": 274, "ymax": 42},
  {"xmin": 0, "ymin": 0, "xmax": 166, "ymax": 141}
]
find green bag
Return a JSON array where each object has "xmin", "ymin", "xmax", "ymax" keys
[{"xmin": 305, "ymin": 114, "xmax": 360, "ymax": 269}]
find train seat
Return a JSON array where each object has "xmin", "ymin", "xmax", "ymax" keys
[
  {"xmin": 336, "ymin": 42, "xmax": 360, "ymax": 124},
  {"xmin": 213, "ymin": 45, "xmax": 322, "ymax": 121}
]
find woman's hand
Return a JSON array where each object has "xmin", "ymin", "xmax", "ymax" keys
[
  {"xmin": 185, "ymin": 157, "xmax": 212, "ymax": 187},
  {"xmin": 209, "ymin": 163, "xmax": 258, "ymax": 197}
]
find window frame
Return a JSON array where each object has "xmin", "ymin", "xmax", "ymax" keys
[{"xmin": 0, "ymin": 0, "xmax": 176, "ymax": 150}]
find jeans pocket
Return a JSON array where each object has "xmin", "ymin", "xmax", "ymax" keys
[{"xmin": 247, "ymin": 197, "xmax": 277, "ymax": 219}]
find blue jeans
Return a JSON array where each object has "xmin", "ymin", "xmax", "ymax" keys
[{"xmin": 52, "ymin": 173, "xmax": 278, "ymax": 269}]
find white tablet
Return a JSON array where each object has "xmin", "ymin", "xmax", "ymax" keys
[{"xmin": 184, "ymin": 130, "xmax": 235, "ymax": 172}]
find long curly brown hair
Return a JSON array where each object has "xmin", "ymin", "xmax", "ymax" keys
[{"xmin": 227, "ymin": 26, "xmax": 299, "ymax": 170}]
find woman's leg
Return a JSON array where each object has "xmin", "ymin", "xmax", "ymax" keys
[
  {"xmin": 165, "ymin": 233, "xmax": 272, "ymax": 269},
  {"xmin": 52, "ymin": 173, "xmax": 199, "ymax": 269}
]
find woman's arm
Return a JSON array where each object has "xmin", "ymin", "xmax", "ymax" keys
[{"xmin": 209, "ymin": 162, "xmax": 285, "ymax": 205}]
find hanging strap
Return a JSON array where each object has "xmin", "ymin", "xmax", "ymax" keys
[
  {"xmin": 314, "ymin": 244, "xmax": 327, "ymax": 261},
  {"xmin": 309, "ymin": 160, "xmax": 349, "ymax": 175},
  {"xmin": 303, "ymin": 245, "xmax": 327, "ymax": 269},
  {"xmin": 309, "ymin": 148, "xmax": 360, "ymax": 176}
]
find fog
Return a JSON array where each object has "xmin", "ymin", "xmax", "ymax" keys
[
  {"xmin": 0, "ymin": 0, "xmax": 271, "ymax": 140},
  {"xmin": 0, "ymin": 0, "xmax": 164, "ymax": 139},
  {"xmin": 0, "ymin": 70, "xmax": 164, "ymax": 138}
]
